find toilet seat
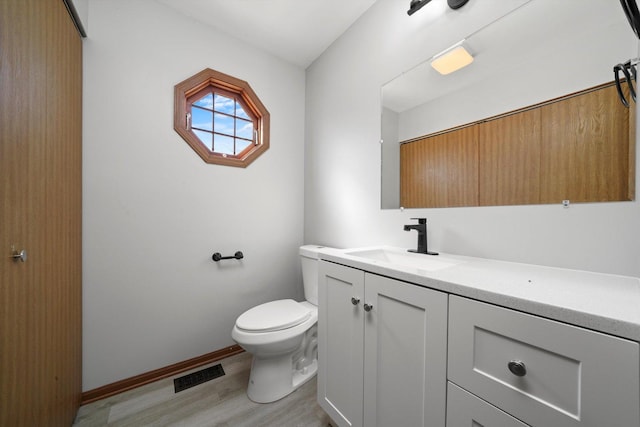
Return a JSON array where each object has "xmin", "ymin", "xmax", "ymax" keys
[{"xmin": 236, "ymin": 299, "xmax": 311, "ymax": 332}]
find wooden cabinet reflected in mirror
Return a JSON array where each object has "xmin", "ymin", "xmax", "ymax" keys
[{"xmin": 400, "ymin": 83, "xmax": 635, "ymax": 208}]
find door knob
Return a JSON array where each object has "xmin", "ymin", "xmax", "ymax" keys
[
  {"xmin": 351, "ymin": 297, "xmax": 360, "ymax": 306},
  {"xmin": 11, "ymin": 248, "xmax": 27, "ymax": 262},
  {"xmin": 363, "ymin": 303, "xmax": 373, "ymax": 312}
]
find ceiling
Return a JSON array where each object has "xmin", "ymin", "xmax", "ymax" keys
[{"xmin": 154, "ymin": 0, "xmax": 378, "ymax": 69}]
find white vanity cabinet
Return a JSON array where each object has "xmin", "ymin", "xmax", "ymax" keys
[
  {"xmin": 317, "ymin": 248, "xmax": 640, "ymax": 427},
  {"xmin": 448, "ymin": 295, "xmax": 640, "ymax": 427},
  {"xmin": 317, "ymin": 260, "xmax": 448, "ymax": 427}
]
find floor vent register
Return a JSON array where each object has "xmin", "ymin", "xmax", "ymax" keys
[{"xmin": 174, "ymin": 364, "xmax": 225, "ymax": 393}]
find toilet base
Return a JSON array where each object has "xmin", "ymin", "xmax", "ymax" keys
[{"xmin": 247, "ymin": 355, "xmax": 318, "ymax": 403}]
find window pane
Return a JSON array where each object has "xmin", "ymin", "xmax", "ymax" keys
[
  {"xmin": 194, "ymin": 130, "xmax": 213, "ymax": 151},
  {"xmin": 193, "ymin": 93, "xmax": 213, "ymax": 110},
  {"xmin": 214, "ymin": 134, "xmax": 234, "ymax": 155},
  {"xmin": 191, "ymin": 107, "xmax": 212, "ymax": 131},
  {"xmin": 214, "ymin": 113, "xmax": 234, "ymax": 136},
  {"xmin": 236, "ymin": 101, "xmax": 250, "ymax": 119},
  {"xmin": 236, "ymin": 118, "xmax": 253, "ymax": 140},
  {"xmin": 214, "ymin": 94, "xmax": 234, "ymax": 115},
  {"xmin": 236, "ymin": 138, "xmax": 252, "ymax": 153}
]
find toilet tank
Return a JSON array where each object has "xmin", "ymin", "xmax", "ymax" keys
[{"xmin": 299, "ymin": 245, "xmax": 323, "ymax": 306}]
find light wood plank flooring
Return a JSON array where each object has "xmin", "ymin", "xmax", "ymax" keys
[{"xmin": 73, "ymin": 352, "xmax": 333, "ymax": 427}]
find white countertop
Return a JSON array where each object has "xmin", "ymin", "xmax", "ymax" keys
[{"xmin": 318, "ymin": 246, "xmax": 640, "ymax": 342}]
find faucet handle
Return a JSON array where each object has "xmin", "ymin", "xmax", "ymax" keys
[{"xmin": 410, "ymin": 217, "xmax": 427, "ymax": 224}]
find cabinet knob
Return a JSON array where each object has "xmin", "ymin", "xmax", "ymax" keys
[
  {"xmin": 507, "ymin": 360, "xmax": 527, "ymax": 377},
  {"xmin": 363, "ymin": 303, "xmax": 373, "ymax": 312},
  {"xmin": 351, "ymin": 297, "xmax": 360, "ymax": 306}
]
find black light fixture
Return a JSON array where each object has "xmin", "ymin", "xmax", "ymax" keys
[
  {"xmin": 620, "ymin": 0, "xmax": 640, "ymax": 39},
  {"xmin": 408, "ymin": 0, "xmax": 470, "ymax": 16}
]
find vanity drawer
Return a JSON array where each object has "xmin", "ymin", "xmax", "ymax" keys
[
  {"xmin": 447, "ymin": 382, "xmax": 529, "ymax": 427},
  {"xmin": 448, "ymin": 295, "xmax": 640, "ymax": 427}
]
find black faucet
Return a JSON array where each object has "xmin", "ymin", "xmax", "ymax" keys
[{"xmin": 403, "ymin": 218, "xmax": 438, "ymax": 255}]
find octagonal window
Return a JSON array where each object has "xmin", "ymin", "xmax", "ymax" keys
[{"xmin": 174, "ymin": 68, "xmax": 270, "ymax": 167}]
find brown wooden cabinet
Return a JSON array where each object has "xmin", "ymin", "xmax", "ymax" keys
[
  {"xmin": 1, "ymin": 1, "xmax": 83, "ymax": 425},
  {"xmin": 400, "ymin": 83, "xmax": 634, "ymax": 208}
]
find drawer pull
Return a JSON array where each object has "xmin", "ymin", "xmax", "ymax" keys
[{"xmin": 508, "ymin": 360, "xmax": 527, "ymax": 377}]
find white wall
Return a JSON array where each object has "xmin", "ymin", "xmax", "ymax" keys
[
  {"xmin": 83, "ymin": 0, "xmax": 305, "ymax": 391},
  {"xmin": 305, "ymin": 0, "xmax": 640, "ymax": 277},
  {"xmin": 381, "ymin": 107, "xmax": 399, "ymax": 208}
]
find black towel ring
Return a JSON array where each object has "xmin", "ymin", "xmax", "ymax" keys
[{"xmin": 614, "ymin": 62, "xmax": 634, "ymax": 107}]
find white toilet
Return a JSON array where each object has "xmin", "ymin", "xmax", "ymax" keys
[{"xmin": 231, "ymin": 245, "xmax": 322, "ymax": 403}]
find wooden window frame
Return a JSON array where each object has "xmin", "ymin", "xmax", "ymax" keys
[{"xmin": 174, "ymin": 68, "xmax": 270, "ymax": 167}]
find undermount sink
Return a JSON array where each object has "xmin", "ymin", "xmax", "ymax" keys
[{"xmin": 343, "ymin": 247, "xmax": 462, "ymax": 272}]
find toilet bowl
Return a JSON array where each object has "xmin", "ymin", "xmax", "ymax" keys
[{"xmin": 231, "ymin": 245, "xmax": 323, "ymax": 403}]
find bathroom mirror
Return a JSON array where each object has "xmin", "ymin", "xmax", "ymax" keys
[{"xmin": 381, "ymin": 0, "xmax": 638, "ymax": 209}]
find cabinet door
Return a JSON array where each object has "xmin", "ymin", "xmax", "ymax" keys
[
  {"xmin": 447, "ymin": 382, "xmax": 529, "ymax": 427},
  {"xmin": 318, "ymin": 261, "xmax": 365, "ymax": 427},
  {"xmin": 363, "ymin": 274, "xmax": 448, "ymax": 427}
]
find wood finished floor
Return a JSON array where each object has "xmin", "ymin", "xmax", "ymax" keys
[{"xmin": 73, "ymin": 352, "xmax": 333, "ymax": 427}]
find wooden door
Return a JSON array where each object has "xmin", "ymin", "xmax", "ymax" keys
[
  {"xmin": 363, "ymin": 274, "xmax": 448, "ymax": 427},
  {"xmin": 400, "ymin": 125, "xmax": 479, "ymax": 208},
  {"xmin": 539, "ymin": 85, "xmax": 631, "ymax": 203},
  {"xmin": 317, "ymin": 261, "xmax": 365, "ymax": 427},
  {"xmin": 479, "ymin": 108, "xmax": 542, "ymax": 206},
  {"xmin": 1, "ymin": 1, "xmax": 82, "ymax": 425}
]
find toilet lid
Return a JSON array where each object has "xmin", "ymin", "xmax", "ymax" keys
[{"xmin": 236, "ymin": 299, "xmax": 311, "ymax": 332}]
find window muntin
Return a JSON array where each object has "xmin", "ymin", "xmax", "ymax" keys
[
  {"xmin": 188, "ymin": 89, "xmax": 256, "ymax": 157},
  {"xmin": 174, "ymin": 68, "xmax": 269, "ymax": 167}
]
